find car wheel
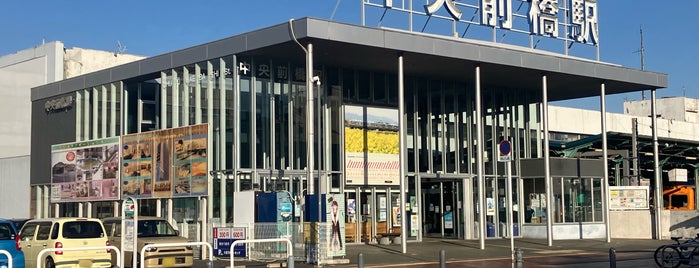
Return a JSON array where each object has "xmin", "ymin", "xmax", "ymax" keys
[{"xmin": 45, "ymin": 257, "xmax": 56, "ymax": 268}]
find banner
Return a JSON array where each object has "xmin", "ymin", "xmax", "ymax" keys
[
  {"xmin": 344, "ymin": 105, "xmax": 399, "ymax": 186},
  {"xmin": 121, "ymin": 124, "xmax": 208, "ymax": 198},
  {"xmin": 50, "ymin": 137, "xmax": 120, "ymax": 202}
]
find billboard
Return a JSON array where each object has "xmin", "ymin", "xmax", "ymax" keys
[
  {"xmin": 50, "ymin": 137, "xmax": 121, "ymax": 202},
  {"xmin": 344, "ymin": 105, "xmax": 399, "ymax": 186},
  {"xmin": 121, "ymin": 124, "xmax": 208, "ymax": 198}
]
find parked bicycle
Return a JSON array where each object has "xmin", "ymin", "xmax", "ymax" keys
[{"xmin": 654, "ymin": 235, "xmax": 699, "ymax": 267}]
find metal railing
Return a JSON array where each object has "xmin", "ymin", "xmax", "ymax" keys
[
  {"xmin": 229, "ymin": 238, "xmax": 293, "ymax": 268},
  {"xmin": 37, "ymin": 246, "xmax": 120, "ymax": 268},
  {"xmin": 140, "ymin": 241, "xmax": 213, "ymax": 267},
  {"xmin": 0, "ymin": 249, "xmax": 13, "ymax": 268}
]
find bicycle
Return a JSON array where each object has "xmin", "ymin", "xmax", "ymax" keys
[{"xmin": 654, "ymin": 235, "xmax": 699, "ymax": 267}]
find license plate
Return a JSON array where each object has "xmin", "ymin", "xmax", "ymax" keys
[
  {"xmin": 163, "ymin": 257, "xmax": 176, "ymax": 266},
  {"xmin": 78, "ymin": 259, "xmax": 93, "ymax": 267}
]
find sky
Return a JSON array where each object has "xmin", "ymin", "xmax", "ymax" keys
[{"xmin": 2, "ymin": 0, "xmax": 696, "ymax": 113}]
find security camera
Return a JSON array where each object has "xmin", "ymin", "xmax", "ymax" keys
[{"xmin": 312, "ymin": 76, "xmax": 321, "ymax": 86}]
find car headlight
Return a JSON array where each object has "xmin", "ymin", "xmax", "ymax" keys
[{"xmin": 144, "ymin": 243, "xmax": 158, "ymax": 252}]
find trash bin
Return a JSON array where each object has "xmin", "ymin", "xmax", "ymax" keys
[{"xmin": 487, "ymin": 222, "xmax": 495, "ymax": 237}]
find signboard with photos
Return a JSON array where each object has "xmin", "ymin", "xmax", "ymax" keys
[{"xmin": 50, "ymin": 137, "xmax": 121, "ymax": 202}]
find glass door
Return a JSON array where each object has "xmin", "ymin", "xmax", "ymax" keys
[{"xmin": 421, "ymin": 180, "xmax": 461, "ymax": 238}]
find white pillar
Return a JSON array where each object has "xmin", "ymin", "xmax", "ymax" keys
[
  {"xmin": 542, "ymin": 75, "xmax": 553, "ymax": 246},
  {"xmin": 600, "ymin": 83, "xmax": 611, "ymax": 243},
  {"xmin": 475, "ymin": 65, "xmax": 486, "ymax": 249},
  {"xmin": 307, "ymin": 43, "xmax": 315, "ymax": 195},
  {"xmin": 398, "ymin": 54, "xmax": 407, "ymax": 253},
  {"xmin": 652, "ymin": 90, "xmax": 662, "ymax": 239}
]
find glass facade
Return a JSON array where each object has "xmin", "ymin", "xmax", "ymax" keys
[{"xmin": 46, "ymin": 48, "xmax": 613, "ymax": 242}]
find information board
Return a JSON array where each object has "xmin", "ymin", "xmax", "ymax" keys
[
  {"xmin": 609, "ymin": 186, "xmax": 649, "ymax": 210},
  {"xmin": 213, "ymin": 227, "xmax": 246, "ymax": 257}
]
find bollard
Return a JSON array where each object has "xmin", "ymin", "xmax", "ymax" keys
[
  {"xmin": 358, "ymin": 252, "xmax": 364, "ymax": 268},
  {"xmin": 609, "ymin": 247, "xmax": 616, "ymax": 268},
  {"xmin": 206, "ymin": 260, "xmax": 213, "ymax": 268},
  {"xmin": 514, "ymin": 248, "xmax": 523, "ymax": 268},
  {"xmin": 288, "ymin": 255, "xmax": 295, "ymax": 268},
  {"xmin": 439, "ymin": 250, "xmax": 446, "ymax": 268}
]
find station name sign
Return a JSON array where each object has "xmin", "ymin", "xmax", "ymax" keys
[
  {"xmin": 45, "ymin": 96, "xmax": 73, "ymax": 113},
  {"xmin": 378, "ymin": 0, "xmax": 599, "ymax": 45}
]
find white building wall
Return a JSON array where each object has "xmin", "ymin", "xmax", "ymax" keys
[
  {"xmin": 0, "ymin": 41, "xmax": 144, "ymax": 219},
  {"xmin": 0, "ymin": 42, "xmax": 63, "ymax": 218},
  {"xmin": 549, "ymin": 105, "xmax": 699, "ymax": 141},
  {"xmin": 64, "ymin": 47, "xmax": 144, "ymax": 78},
  {"xmin": 624, "ymin": 96, "xmax": 699, "ymax": 123},
  {"xmin": 0, "ymin": 156, "xmax": 31, "ymax": 218}
]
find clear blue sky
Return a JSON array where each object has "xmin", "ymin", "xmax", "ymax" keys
[{"xmin": 2, "ymin": 0, "xmax": 695, "ymax": 113}]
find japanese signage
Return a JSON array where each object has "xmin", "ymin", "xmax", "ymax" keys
[
  {"xmin": 366, "ymin": 0, "xmax": 599, "ymax": 52},
  {"xmin": 213, "ymin": 227, "xmax": 246, "ymax": 257},
  {"xmin": 344, "ymin": 105, "xmax": 400, "ymax": 186},
  {"xmin": 50, "ymin": 137, "xmax": 120, "ymax": 202},
  {"xmin": 609, "ymin": 186, "xmax": 649, "ymax": 210},
  {"xmin": 121, "ymin": 124, "xmax": 209, "ymax": 199}
]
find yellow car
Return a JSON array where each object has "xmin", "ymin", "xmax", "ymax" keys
[
  {"xmin": 102, "ymin": 217, "xmax": 193, "ymax": 268},
  {"xmin": 18, "ymin": 218, "xmax": 112, "ymax": 268}
]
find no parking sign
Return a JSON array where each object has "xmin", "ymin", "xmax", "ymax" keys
[{"xmin": 498, "ymin": 140, "xmax": 512, "ymax": 162}]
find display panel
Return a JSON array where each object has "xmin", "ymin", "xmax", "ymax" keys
[
  {"xmin": 121, "ymin": 124, "xmax": 209, "ymax": 198},
  {"xmin": 50, "ymin": 137, "xmax": 121, "ymax": 202}
]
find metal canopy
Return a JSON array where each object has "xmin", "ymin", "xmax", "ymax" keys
[
  {"xmin": 550, "ymin": 132, "xmax": 699, "ymax": 178},
  {"xmin": 33, "ymin": 18, "xmax": 667, "ymax": 102}
]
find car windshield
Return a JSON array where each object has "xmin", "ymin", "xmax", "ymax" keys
[{"xmin": 137, "ymin": 220, "xmax": 177, "ymax": 237}]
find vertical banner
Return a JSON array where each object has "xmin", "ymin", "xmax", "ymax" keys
[
  {"xmin": 153, "ymin": 129, "xmax": 173, "ymax": 198},
  {"xmin": 121, "ymin": 132, "xmax": 154, "ymax": 198},
  {"xmin": 326, "ymin": 194, "xmax": 345, "ymax": 257},
  {"xmin": 121, "ymin": 124, "xmax": 208, "ymax": 198},
  {"xmin": 173, "ymin": 124, "xmax": 208, "ymax": 196},
  {"xmin": 50, "ymin": 137, "xmax": 121, "ymax": 202},
  {"xmin": 344, "ymin": 105, "xmax": 399, "ymax": 186}
]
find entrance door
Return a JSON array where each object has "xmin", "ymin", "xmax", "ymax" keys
[
  {"xmin": 422, "ymin": 180, "xmax": 461, "ymax": 238},
  {"xmin": 484, "ymin": 176, "xmax": 520, "ymax": 238}
]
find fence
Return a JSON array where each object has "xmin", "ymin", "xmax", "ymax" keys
[{"xmin": 209, "ymin": 222, "xmax": 340, "ymax": 264}]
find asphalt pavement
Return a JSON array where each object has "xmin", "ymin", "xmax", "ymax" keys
[{"xmin": 195, "ymin": 237, "xmax": 672, "ymax": 268}]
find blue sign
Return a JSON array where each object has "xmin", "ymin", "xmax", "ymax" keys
[{"xmin": 213, "ymin": 227, "xmax": 246, "ymax": 257}]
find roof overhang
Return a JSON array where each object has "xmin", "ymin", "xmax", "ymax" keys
[{"xmin": 32, "ymin": 17, "xmax": 668, "ymax": 101}]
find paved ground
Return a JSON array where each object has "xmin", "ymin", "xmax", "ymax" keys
[{"xmin": 193, "ymin": 237, "xmax": 673, "ymax": 268}]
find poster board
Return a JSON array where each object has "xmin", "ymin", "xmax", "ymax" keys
[
  {"xmin": 609, "ymin": 186, "xmax": 649, "ymax": 210},
  {"xmin": 344, "ymin": 105, "xmax": 399, "ymax": 186},
  {"xmin": 50, "ymin": 137, "xmax": 120, "ymax": 202},
  {"xmin": 121, "ymin": 124, "xmax": 208, "ymax": 198}
]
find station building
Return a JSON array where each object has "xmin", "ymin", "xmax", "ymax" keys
[{"xmin": 30, "ymin": 6, "xmax": 671, "ymax": 255}]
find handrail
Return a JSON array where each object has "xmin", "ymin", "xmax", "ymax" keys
[
  {"xmin": 229, "ymin": 238, "xmax": 293, "ymax": 268},
  {"xmin": 0, "ymin": 249, "xmax": 13, "ymax": 268}
]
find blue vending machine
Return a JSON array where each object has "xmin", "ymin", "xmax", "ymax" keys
[{"xmin": 256, "ymin": 192, "xmax": 294, "ymax": 250}]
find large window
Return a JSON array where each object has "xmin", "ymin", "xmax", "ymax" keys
[{"xmin": 523, "ymin": 177, "xmax": 602, "ymax": 224}]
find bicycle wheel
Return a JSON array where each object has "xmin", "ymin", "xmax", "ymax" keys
[
  {"xmin": 688, "ymin": 246, "xmax": 699, "ymax": 266},
  {"xmin": 654, "ymin": 246, "xmax": 682, "ymax": 268}
]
